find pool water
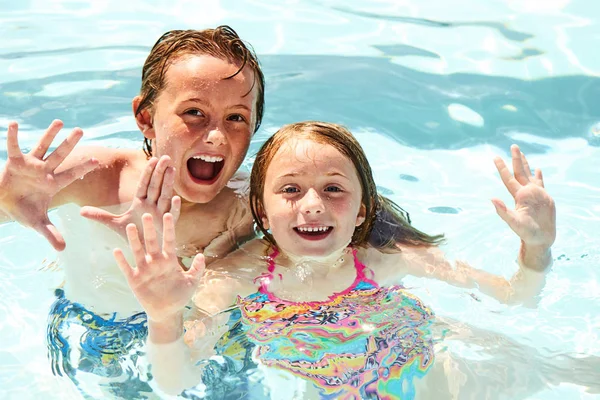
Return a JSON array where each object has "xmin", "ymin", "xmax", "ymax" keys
[{"xmin": 1, "ymin": 0, "xmax": 599, "ymax": 399}]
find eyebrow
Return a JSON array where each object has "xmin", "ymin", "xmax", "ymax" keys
[
  {"xmin": 276, "ymin": 171, "xmax": 349, "ymax": 179},
  {"xmin": 185, "ymin": 98, "xmax": 251, "ymax": 112}
]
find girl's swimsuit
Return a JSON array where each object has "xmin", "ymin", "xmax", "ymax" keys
[{"xmin": 232, "ymin": 247, "xmax": 435, "ymax": 399}]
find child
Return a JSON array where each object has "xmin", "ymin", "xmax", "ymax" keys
[
  {"xmin": 0, "ymin": 26, "xmax": 265, "ymax": 396},
  {"xmin": 114, "ymin": 122, "xmax": 556, "ymax": 398}
]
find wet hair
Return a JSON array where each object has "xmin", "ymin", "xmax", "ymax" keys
[
  {"xmin": 136, "ymin": 26, "xmax": 265, "ymax": 157},
  {"xmin": 249, "ymin": 121, "xmax": 445, "ymax": 252}
]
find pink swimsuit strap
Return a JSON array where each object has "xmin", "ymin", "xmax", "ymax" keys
[{"xmin": 256, "ymin": 247, "xmax": 380, "ymax": 305}]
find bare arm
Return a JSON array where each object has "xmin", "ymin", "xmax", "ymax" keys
[
  {"xmin": 374, "ymin": 245, "xmax": 547, "ymax": 306},
  {"xmin": 113, "ymin": 213, "xmax": 263, "ymax": 395},
  {"xmin": 371, "ymin": 145, "xmax": 554, "ymax": 306},
  {"xmin": 146, "ymin": 258, "xmax": 260, "ymax": 394},
  {"xmin": 0, "ymin": 120, "xmax": 146, "ymax": 249}
]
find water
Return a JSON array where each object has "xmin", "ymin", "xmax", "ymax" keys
[{"xmin": 1, "ymin": 0, "xmax": 599, "ymax": 399}]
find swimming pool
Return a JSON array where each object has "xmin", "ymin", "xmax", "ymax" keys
[{"xmin": 1, "ymin": 0, "xmax": 599, "ymax": 399}]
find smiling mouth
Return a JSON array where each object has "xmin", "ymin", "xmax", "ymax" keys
[
  {"xmin": 187, "ymin": 155, "xmax": 225, "ymax": 184},
  {"xmin": 294, "ymin": 226, "xmax": 333, "ymax": 241}
]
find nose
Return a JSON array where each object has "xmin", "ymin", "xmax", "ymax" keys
[
  {"xmin": 204, "ymin": 126, "xmax": 227, "ymax": 147},
  {"xmin": 300, "ymin": 188, "xmax": 325, "ymax": 215}
]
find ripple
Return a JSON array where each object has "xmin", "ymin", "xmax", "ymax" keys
[
  {"xmin": 376, "ymin": 185, "xmax": 394, "ymax": 195},
  {"xmin": 372, "ymin": 44, "xmax": 440, "ymax": 59},
  {"xmin": 502, "ymin": 47, "xmax": 544, "ymax": 61},
  {"xmin": 447, "ymin": 103, "xmax": 485, "ymax": 127},
  {"xmin": 399, "ymin": 174, "xmax": 419, "ymax": 182},
  {"xmin": 330, "ymin": 6, "xmax": 534, "ymax": 42},
  {"xmin": 0, "ymin": 45, "xmax": 150, "ymax": 60},
  {"xmin": 428, "ymin": 206, "xmax": 462, "ymax": 214}
]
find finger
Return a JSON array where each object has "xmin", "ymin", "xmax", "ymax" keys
[
  {"xmin": 491, "ymin": 198, "xmax": 517, "ymax": 227},
  {"xmin": 53, "ymin": 158, "xmax": 100, "ymax": 189},
  {"xmin": 125, "ymin": 223, "xmax": 147, "ymax": 267},
  {"xmin": 135, "ymin": 157, "xmax": 158, "ymax": 199},
  {"xmin": 141, "ymin": 213, "xmax": 160, "ymax": 256},
  {"xmin": 534, "ymin": 168, "xmax": 545, "ymax": 188},
  {"xmin": 80, "ymin": 206, "xmax": 117, "ymax": 226},
  {"xmin": 520, "ymin": 151, "xmax": 533, "ymax": 179},
  {"xmin": 170, "ymin": 196, "xmax": 181, "ymax": 223},
  {"xmin": 44, "ymin": 127, "xmax": 84, "ymax": 171},
  {"xmin": 156, "ymin": 166, "xmax": 175, "ymax": 213},
  {"xmin": 147, "ymin": 156, "xmax": 171, "ymax": 203},
  {"xmin": 113, "ymin": 248, "xmax": 135, "ymax": 281},
  {"xmin": 493, "ymin": 156, "xmax": 521, "ymax": 197},
  {"xmin": 35, "ymin": 220, "xmax": 66, "ymax": 251},
  {"xmin": 511, "ymin": 145, "xmax": 530, "ymax": 185},
  {"xmin": 32, "ymin": 120, "xmax": 64, "ymax": 160},
  {"xmin": 162, "ymin": 213, "xmax": 176, "ymax": 256},
  {"xmin": 6, "ymin": 122, "xmax": 23, "ymax": 159},
  {"xmin": 188, "ymin": 253, "xmax": 206, "ymax": 280}
]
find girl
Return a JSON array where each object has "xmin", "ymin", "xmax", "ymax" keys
[{"xmin": 114, "ymin": 122, "xmax": 556, "ymax": 398}]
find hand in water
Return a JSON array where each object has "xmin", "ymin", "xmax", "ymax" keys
[
  {"xmin": 81, "ymin": 155, "xmax": 181, "ymax": 241},
  {"xmin": 113, "ymin": 213, "xmax": 205, "ymax": 322},
  {"xmin": 492, "ymin": 145, "xmax": 556, "ymax": 249},
  {"xmin": 0, "ymin": 120, "xmax": 99, "ymax": 250}
]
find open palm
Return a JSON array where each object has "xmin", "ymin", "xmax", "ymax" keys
[
  {"xmin": 113, "ymin": 213, "xmax": 204, "ymax": 322},
  {"xmin": 0, "ymin": 120, "xmax": 98, "ymax": 250},
  {"xmin": 492, "ymin": 145, "xmax": 556, "ymax": 248},
  {"xmin": 81, "ymin": 155, "xmax": 181, "ymax": 242}
]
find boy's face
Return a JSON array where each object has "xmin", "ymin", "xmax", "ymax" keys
[{"xmin": 140, "ymin": 55, "xmax": 256, "ymax": 204}]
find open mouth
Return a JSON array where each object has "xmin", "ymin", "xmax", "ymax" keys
[
  {"xmin": 187, "ymin": 155, "xmax": 225, "ymax": 184},
  {"xmin": 294, "ymin": 226, "xmax": 333, "ymax": 241}
]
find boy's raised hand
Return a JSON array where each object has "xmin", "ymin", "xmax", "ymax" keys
[
  {"xmin": 80, "ymin": 155, "xmax": 181, "ymax": 242},
  {"xmin": 113, "ymin": 213, "xmax": 205, "ymax": 323},
  {"xmin": 0, "ymin": 120, "xmax": 99, "ymax": 250},
  {"xmin": 492, "ymin": 145, "xmax": 556, "ymax": 252}
]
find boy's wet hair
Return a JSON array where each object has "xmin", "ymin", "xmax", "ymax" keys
[
  {"xmin": 136, "ymin": 26, "xmax": 265, "ymax": 157},
  {"xmin": 249, "ymin": 121, "xmax": 445, "ymax": 251}
]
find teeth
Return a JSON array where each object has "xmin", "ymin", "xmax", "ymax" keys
[
  {"xmin": 192, "ymin": 155, "xmax": 224, "ymax": 163},
  {"xmin": 297, "ymin": 226, "xmax": 330, "ymax": 232}
]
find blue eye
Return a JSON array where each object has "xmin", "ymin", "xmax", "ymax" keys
[
  {"xmin": 282, "ymin": 186, "xmax": 299, "ymax": 194},
  {"xmin": 325, "ymin": 186, "xmax": 343, "ymax": 192}
]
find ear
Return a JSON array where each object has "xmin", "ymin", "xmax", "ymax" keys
[
  {"xmin": 132, "ymin": 96, "xmax": 155, "ymax": 139},
  {"xmin": 355, "ymin": 204, "xmax": 366, "ymax": 227}
]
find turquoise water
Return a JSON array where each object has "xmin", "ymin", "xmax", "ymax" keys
[{"xmin": 1, "ymin": 0, "xmax": 599, "ymax": 399}]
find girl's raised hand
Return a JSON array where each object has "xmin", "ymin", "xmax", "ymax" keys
[
  {"xmin": 491, "ymin": 144, "xmax": 556, "ymax": 249},
  {"xmin": 80, "ymin": 155, "xmax": 181, "ymax": 241},
  {"xmin": 113, "ymin": 213, "xmax": 205, "ymax": 322},
  {"xmin": 0, "ymin": 120, "xmax": 99, "ymax": 250}
]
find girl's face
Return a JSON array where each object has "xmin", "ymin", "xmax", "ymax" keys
[
  {"xmin": 261, "ymin": 138, "xmax": 366, "ymax": 258},
  {"xmin": 135, "ymin": 55, "xmax": 256, "ymax": 204}
]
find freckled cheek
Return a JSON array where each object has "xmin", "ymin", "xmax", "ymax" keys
[
  {"xmin": 264, "ymin": 201, "xmax": 297, "ymax": 225},
  {"xmin": 233, "ymin": 139, "xmax": 251, "ymax": 161},
  {"xmin": 225, "ymin": 130, "xmax": 251, "ymax": 157}
]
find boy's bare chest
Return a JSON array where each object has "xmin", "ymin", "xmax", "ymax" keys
[{"xmin": 174, "ymin": 206, "xmax": 230, "ymax": 256}]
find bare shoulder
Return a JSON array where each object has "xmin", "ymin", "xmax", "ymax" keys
[
  {"xmin": 209, "ymin": 239, "xmax": 270, "ymax": 278},
  {"xmin": 359, "ymin": 245, "xmax": 444, "ymax": 286},
  {"xmin": 193, "ymin": 239, "xmax": 269, "ymax": 313},
  {"xmin": 358, "ymin": 247, "xmax": 404, "ymax": 286},
  {"xmin": 52, "ymin": 146, "xmax": 146, "ymax": 207}
]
